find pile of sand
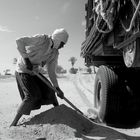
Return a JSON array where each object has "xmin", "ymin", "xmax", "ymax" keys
[
  {"xmin": 0, "ymin": 104, "xmax": 129, "ymax": 140},
  {"xmin": 3, "ymin": 104, "xmax": 93, "ymax": 140}
]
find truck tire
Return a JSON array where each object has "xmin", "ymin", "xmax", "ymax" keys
[{"xmin": 94, "ymin": 65, "xmax": 120, "ymax": 124}]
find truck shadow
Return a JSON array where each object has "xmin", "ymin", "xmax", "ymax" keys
[
  {"xmin": 21, "ymin": 104, "xmax": 140, "ymax": 140},
  {"xmin": 82, "ymin": 129, "xmax": 140, "ymax": 140}
]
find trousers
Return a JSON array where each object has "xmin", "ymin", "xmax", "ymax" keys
[{"xmin": 15, "ymin": 71, "xmax": 58, "ymax": 115}]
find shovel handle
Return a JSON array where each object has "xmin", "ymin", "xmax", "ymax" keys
[
  {"xmin": 63, "ymin": 97, "xmax": 83, "ymax": 115},
  {"xmin": 33, "ymin": 71, "xmax": 56, "ymax": 90},
  {"xmin": 33, "ymin": 71, "xmax": 84, "ymax": 115}
]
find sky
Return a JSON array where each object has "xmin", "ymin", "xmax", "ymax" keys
[{"xmin": 0, "ymin": 0, "xmax": 87, "ymax": 74}]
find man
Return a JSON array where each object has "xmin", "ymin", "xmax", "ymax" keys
[{"xmin": 10, "ymin": 28, "xmax": 69, "ymax": 126}]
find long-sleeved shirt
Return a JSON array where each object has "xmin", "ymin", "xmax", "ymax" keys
[{"xmin": 16, "ymin": 34, "xmax": 59, "ymax": 87}]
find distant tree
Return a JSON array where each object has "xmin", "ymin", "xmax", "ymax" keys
[
  {"xmin": 93, "ymin": 66, "xmax": 96, "ymax": 74},
  {"xmin": 69, "ymin": 67, "xmax": 78, "ymax": 74},
  {"xmin": 68, "ymin": 57, "xmax": 77, "ymax": 68},
  {"xmin": 56, "ymin": 65, "xmax": 66, "ymax": 74},
  {"xmin": 13, "ymin": 58, "xmax": 17, "ymax": 65},
  {"xmin": 87, "ymin": 66, "xmax": 92, "ymax": 74}
]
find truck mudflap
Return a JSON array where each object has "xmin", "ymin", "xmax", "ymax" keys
[{"xmin": 115, "ymin": 32, "xmax": 140, "ymax": 67}]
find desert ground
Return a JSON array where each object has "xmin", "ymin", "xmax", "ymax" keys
[{"xmin": 1, "ymin": 72, "xmax": 140, "ymax": 140}]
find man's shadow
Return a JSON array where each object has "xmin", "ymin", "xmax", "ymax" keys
[{"xmin": 22, "ymin": 104, "xmax": 140, "ymax": 140}]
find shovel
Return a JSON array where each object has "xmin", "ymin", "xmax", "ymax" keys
[{"xmin": 33, "ymin": 71, "xmax": 84, "ymax": 115}]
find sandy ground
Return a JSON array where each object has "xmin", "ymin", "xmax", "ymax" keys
[{"xmin": 0, "ymin": 73, "xmax": 140, "ymax": 140}]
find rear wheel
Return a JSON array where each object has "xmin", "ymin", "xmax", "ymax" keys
[
  {"xmin": 94, "ymin": 66, "xmax": 140, "ymax": 127},
  {"xmin": 94, "ymin": 66, "xmax": 121, "ymax": 124}
]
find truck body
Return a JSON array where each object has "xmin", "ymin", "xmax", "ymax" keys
[{"xmin": 81, "ymin": 0, "xmax": 140, "ymax": 126}]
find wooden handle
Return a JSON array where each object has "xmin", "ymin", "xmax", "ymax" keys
[{"xmin": 63, "ymin": 97, "xmax": 83, "ymax": 115}]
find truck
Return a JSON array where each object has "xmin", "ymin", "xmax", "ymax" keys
[{"xmin": 81, "ymin": 0, "xmax": 140, "ymax": 126}]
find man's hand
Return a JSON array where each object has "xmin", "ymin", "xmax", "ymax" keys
[
  {"xmin": 56, "ymin": 87, "xmax": 64, "ymax": 99},
  {"xmin": 24, "ymin": 58, "xmax": 33, "ymax": 71}
]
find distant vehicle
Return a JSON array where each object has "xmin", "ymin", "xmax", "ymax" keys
[
  {"xmin": 81, "ymin": 0, "xmax": 140, "ymax": 126},
  {"xmin": 5, "ymin": 73, "xmax": 12, "ymax": 75},
  {"xmin": 4, "ymin": 69, "xmax": 12, "ymax": 75}
]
